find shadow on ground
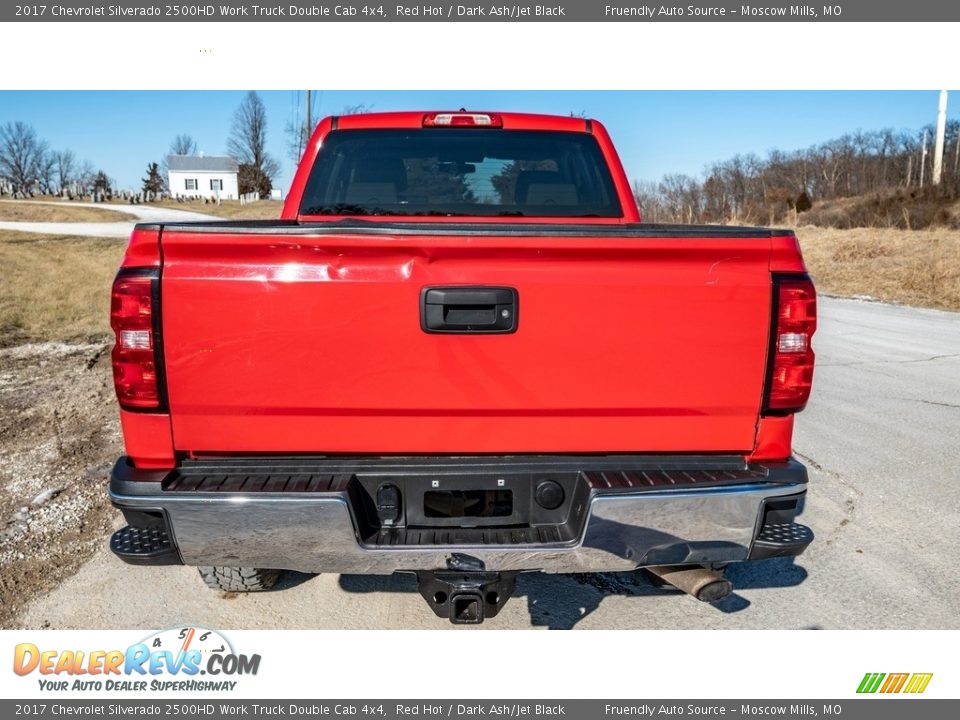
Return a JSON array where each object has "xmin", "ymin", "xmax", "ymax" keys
[{"xmin": 330, "ymin": 558, "xmax": 808, "ymax": 629}]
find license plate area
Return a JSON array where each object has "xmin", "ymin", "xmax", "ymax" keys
[
  {"xmin": 407, "ymin": 475, "xmax": 533, "ymax": 528},
  {"xmin": 424, "ymin": 489, "xmax": 513, "ymax": 519},
  {"xmin": 353, "ymin": 472, "xmax": 581, "ymax": 531}
]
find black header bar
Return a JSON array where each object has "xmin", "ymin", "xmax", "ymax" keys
[
  {"xmin": 0, "ymin": 700, "xmax": 958, "ymax": 719},
  {"xmin": 3, "ymin": 1, "xmax": 959, "ymax": 22}
]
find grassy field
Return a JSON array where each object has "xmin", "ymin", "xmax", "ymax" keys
[
  {"xmin": 1, "ymin": 226, "xmax": 957, "ymax": 348},
  {"xmin": 0, "ymin": 231, "xmax": 123, "ymax": 345},
  {"xmin": 117, "ymin": 199, "xmax": 284, "ymax": 220},
  {"xmin": 797, "ymin": 226, "xmax": 960, "ymax": 311},
  {"xmin": 0, "ymin": 201, "xmax": 135, "ymax": 223}
]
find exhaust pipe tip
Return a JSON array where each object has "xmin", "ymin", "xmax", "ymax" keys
[
  {"xmin": 646, "ymin": 565, "xmax": 733, "ymax": 603},
  {"xmin": 693, "ymin": 577, "xmax": 734, "ymax": 603}
]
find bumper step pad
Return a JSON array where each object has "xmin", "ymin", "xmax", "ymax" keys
[
  {"xmin": 749, "ymin": 521, "xmax": 814, "ymax": 560},
  {"xmin": 110, "ymin": 525, "xmax": 181, "ymax": 565}
]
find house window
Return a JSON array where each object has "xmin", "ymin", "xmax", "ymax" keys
[
  {"xmin": 210, "ymin": 179, "xmax": 223, "ymax": 191},
  {"xmin": 184, "ymin": 178, "xmax": 198, "ymax": 191}
]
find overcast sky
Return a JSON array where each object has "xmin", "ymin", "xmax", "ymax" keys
[{"xmin": 1, "ymin": 90, "xmax": 954, "ymax": 193}]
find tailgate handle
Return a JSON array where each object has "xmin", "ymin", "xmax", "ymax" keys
[{"xmin": 421, "ymin": 287, "xmax": 518, "ymax": 334}]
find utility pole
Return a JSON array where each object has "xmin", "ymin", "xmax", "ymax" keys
[
  {"xmin": 955, "ymin": 126, "xmax": 960, "ymax": 175},
  {"xmin": 933, "ymin": 90, "xmax": 948, "ymax": 185},
  {"xmin": 306, "ymin": 90, "xmax": 312, "ymax": 134},
  {"xmin": 295, "ymin": 90, "xmax": 313, "ymax": 162},
  {"xmin": 920, "ymin": 129, "xmax": 928, "ymax": 188}
]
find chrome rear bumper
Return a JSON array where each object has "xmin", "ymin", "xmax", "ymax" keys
[{"xmin": 108, "ymin": 455, "xmax": 811, "ymax": 574}]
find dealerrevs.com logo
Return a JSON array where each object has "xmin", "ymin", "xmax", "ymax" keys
[
  {"xmin": 857, "ymin": 672, "xmax": 933, "ymax": 694},
  {"xmin": 13, "ymin": 627, "xmax": 260, "ymax": 692}
]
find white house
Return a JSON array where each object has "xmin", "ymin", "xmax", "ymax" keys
[{"xmin": 167, "ymin": 154, "xmax": 239, "ymax": 200}]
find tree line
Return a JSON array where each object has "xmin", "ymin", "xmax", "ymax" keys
[
  {"xmin": 633, "ymin": 121, "xmax": 960, "ymax": 224},
  {"xmin": 0, "ymin": 121, "xmax": 111, "ymax": 198},
  {"xmin": 0, "ymin": 91, "xmax": 282, "ymax": 201},
  {"xmin": 7, "ymin": 100, "xmax": 959, "ymax": 212}
]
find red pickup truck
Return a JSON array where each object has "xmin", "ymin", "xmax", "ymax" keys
[{"xmin": 108, "ymin": 111, "xmax": 816, "ymax": 623}]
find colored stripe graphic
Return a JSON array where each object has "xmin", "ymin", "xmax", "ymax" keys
[
  {"xmin": 904, "ymin": 673, "xmax": 934, "ymax": 694},
  {"xmin": 857, "ymin": 672, "xmax": 932, "ymax": 694},
  {"xmin": 857, "ymin": 673, "xmax": 885, "ymax": 693},
  {"xmin": 880, "ymin": 673, "xmax": 909, "ymax": 693}
]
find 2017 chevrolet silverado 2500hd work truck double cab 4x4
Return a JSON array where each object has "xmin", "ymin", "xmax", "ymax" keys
[{"xmin": 108, "ymin": 111, "xmax": 817, "ymax": 623}]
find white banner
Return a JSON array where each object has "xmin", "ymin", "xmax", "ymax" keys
[{"xmin": 3, "ymin": 630, "xmax": 956, "ymax": 699}]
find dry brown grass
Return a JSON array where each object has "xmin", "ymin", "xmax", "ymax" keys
[
  {"xmin": 0, "ymin": 230, "xmax": 123, "ymax": 345},
  {"xmin": 797, "ymin": 226, "xmax": 960, "ymax": 311},
  {"xmin": 0, "ymin": 200, "xmax": 135, "ymax": 223},
  {"xmin": 125, "ymin": 199, "xmax": 284, "ymax": 220},
  {"xmin": 798, "ymin": 186, "xmax": 960, "ymax": 230}
]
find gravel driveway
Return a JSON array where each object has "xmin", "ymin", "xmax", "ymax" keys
[{"xmin": 0, "ymin": 200, "xmax": 217, "ymax": 237}]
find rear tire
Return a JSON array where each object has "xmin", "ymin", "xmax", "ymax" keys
[{"xmin": 198, "ymin": 566, "xmax": 280, "ymax": 592}]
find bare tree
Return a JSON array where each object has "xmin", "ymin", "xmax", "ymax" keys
[
  {"xmin": 285, "ymin": 117, "xmax": 310, "ymax": 164},
  {"xmin": 341, "ymin": 103, "xmax": 372, "ymax": 116},
  {"xmin": 54, "ymin": 149, "xmax": 76, "ymax": 195},
  {"xmin": 658, "ymin": 174, "xmax": 702, "ymax": 223},
  {"xmin": 286, "ymin": 101, "xmax": 374, "ymax": 163},
  {"xmin": 169, "ymin": 134, "xmax": 197, "ymax": 156},
  {"xmin": 228, "ymin": 91, "xmax": 280, "ymax": 198},
  {"xmin": 77, "ymin": 160, "xmax": 96, "ymax": 196},
  {"xmin": 632, "ymin": 180, "xmax": 663, "ymax": 222},
  {"xmin": 0, "ymin": 121, "xmax": 49, "ymax": 194},
  {"xmin": 37, "ymin": 150, "xmax": 57, "ymax": 194}
]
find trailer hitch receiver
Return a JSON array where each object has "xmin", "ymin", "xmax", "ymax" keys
[{"xmin": 415, "ymin": 554, "xmax": 520, "ymax": 624}]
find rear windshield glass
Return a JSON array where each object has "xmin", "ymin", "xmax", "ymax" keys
[{"xmin": 299, "ymin": 129, "xmax": 622, "ymax": 218}]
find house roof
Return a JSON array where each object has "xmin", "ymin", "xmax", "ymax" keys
[{"xmin": 167, "ymin": 155, "xmax": 239, "ymax": 173}]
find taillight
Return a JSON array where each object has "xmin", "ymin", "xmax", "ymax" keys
[
  {"xmin": 763, "ymin": 274, "xmax": 817, "ymax": 414},
  {"xmin": 111, "ymin": 269, "xmax": 165, "ymax": 411},
  {"xmin": 422, "ymin": 112, "xmax": 502, "ymax": 128}
]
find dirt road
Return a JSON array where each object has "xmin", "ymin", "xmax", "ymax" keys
[{"xmin": 3, "ymin": 297, "xmax": 959, "ymax": 629}]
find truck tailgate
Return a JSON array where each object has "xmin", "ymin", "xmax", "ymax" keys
[{"xmin": 158, "ymin": 224, "xmax": 773, "ymax": 454}]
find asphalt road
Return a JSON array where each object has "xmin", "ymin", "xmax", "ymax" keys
[{"xmin": 20, "ymin": 297, "xmax": 960, "ymax": 629}]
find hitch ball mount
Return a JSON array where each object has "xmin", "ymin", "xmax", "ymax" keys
[{"xmin": 414, "ymin": 554, "xmax": 522, "ymax": 624}]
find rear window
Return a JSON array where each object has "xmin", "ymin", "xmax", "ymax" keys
[{"xmin": 299, "ymin": 129, "xmax": 622, "ymax": 218}]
